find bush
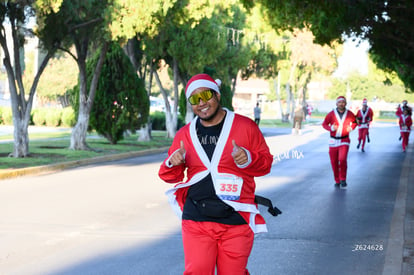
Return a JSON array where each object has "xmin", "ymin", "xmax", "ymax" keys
[
  {"xmin": 61, "ymin": 107, "xmax": 76, "ymax": 127},
  {"xmin": 150, "ymin": 111, "xmax": 166, "ymax": 130},
  {"xmin": 1, "ymin": 107, "xmax": 13, "ymax": 125},
  {"xmin": 379, "ymin": 110, "xmax": 396, "ymax": 117},
  {"xmin": 45, "ymin": 108, "xmax": 62, "ymax": 127},
  {"xmin": 32, "ymin": 109, "xmax": 47, "ymax": 126},
  {"xmin": 0, "ymin": 106, "xmax": 75, "ymax": 127},
  {"xmin": 150, "ymin": 111, "xmax": 186, "ymax": 130},
  {"xmin": 88, "ymin": 42, "xmax": 149, "ymax": 144}
]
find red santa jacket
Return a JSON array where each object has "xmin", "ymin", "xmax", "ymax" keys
[
  {"xmin": 399, "ymin": 115, "xmax": 412, "ymax": 132},
  {"xmin": 322, "ymin": 108, "xmax": 357, "ymax": 147},
  {"xmin": 356, "ymin": 107, "xmax": 374, "ymax": 129},
  {"xmin": 396, "ymin": 105, "xmax": 413, "ymax": 117},
  {"xmin": 158, "ymin": 109, "xmax": 273, "ymax": 233}
]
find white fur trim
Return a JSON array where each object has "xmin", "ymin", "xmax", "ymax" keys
[
  {"xmin": 336, "ymin": 97, "xmax": 346, "ymax": 103},
  {"xmin": 186, "ymin": 79, "xmax": 220, "ymax": 98}
]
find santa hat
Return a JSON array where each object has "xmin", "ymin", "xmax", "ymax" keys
[
  {"xmin": 185, "ymin": 73, "xmax": 221, "ymax": 99},
  {"xmin": 336, "ymin": 96, "xmax": 346, "ymax": 103},
  {"xmin": 362, "ymin": 98, "xmax": 368, "ymax": 105}
]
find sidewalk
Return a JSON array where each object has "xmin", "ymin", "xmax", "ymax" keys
[{"xmin": 402, "ymin": 142, "xmax": 414, "ymax": 274}]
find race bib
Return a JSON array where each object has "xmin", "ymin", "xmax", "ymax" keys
[
  {"xmin": 215, "ymin": 173, "xmax": 243, "ymax": 201},
  {"xmin": 329, "ymin": 138, "xmax": 341, "ymax": 146},
  {"xmin": 402, "ymin": 126, "xmax": 408, "ymax": 130}
]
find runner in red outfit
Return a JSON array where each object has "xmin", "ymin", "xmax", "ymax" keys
[
  {"xmin": 396, "ymin": 100, "xmax": 412, "ymax": 117},
  {"xmin": 322, "ymin": 96, "xmax": 357, "ymax": 189},
  {"xmin": 399, "ymin": 107, "xmax": 412, "ymax": 152},
  {"xmin": 396, "ymin": 100, "xmax": 412, "ymax": 141},
  {"xmin": 159, "ymin": 73, "xmax": 273, "ymax": 275},
  {"xmin": 355, "ymin": 98, "xmax": 374, "ymax": 152}
]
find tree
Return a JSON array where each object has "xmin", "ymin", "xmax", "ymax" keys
[
  {"xmin": 240, "ymin": 16, "xmax": 336, "ymax": 121},
  {"xmin": 89, "ymin": 42, "xmax": 149, "ymax": 144},
  {"xmin": 37, "ymin": 0, "xmax": 111, "ymax": 150},
  {"xmin": 288, "ymin": 29, "xmax": 336, "ymax": 118},
  {"xmin": 147, "ymin": 0, "xmax": 256, "ymax": 132},
  {"xmin": 240, "ymin": 5, "xmax": 289, "ymax": 120},
  {"xmin": 205, "ymin": 2, "xmax": 251, "ymax": 94},
  {"xmin": 0, "ymin": 1, "xmax": 56, "ymax": 157},
  {"xmin": 242, "ymin": 0, "xmax": 414, "ymax": 92},
  {"xmin": 107, "ymin": 0, "xmax": 175, "ymax": 141},
  {"xmin": 329, "ymin": 59, "xmax": 410, "ymax": 103},
  {"xmin": 142, "ymin": 1, "xmax": 228, "ymax": 137},
  {"xmin": 36, "ymin": 52, "xmax": 78, "ymax": 105}
]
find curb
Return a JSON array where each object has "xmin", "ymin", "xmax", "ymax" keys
[{"xmin": 0, "ymin": 147, "xmax": 169, "ymax": 181}]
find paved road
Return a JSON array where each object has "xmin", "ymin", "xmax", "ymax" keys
[{"xmin": 0, "ymin": 122, "xmax": 410, "ymax": 275}]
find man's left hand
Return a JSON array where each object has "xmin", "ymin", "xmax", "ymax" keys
[{"xmin": 231, "ymin": 140, "xmax": 247, "ymax": 165}]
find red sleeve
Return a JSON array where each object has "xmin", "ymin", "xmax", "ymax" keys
[
  {"xmin": 349, "ymin": 111, "xmax": 358, "ymax": 130},
  {"xmin": 396, "ymin": 107, "xmax": 402, "ymax": 117},
  {"xmin": 322, "ymin": 111, "xmax": 333, "ymax": 131},
  {"xmin": 408, "ymin": 117, "xmax": 413, "ymax": 128},
  {"xmin": 222, "ymin": 115, "xmax": 273, "ymax": 177}
]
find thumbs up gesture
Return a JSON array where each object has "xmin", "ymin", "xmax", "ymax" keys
[
  {"xmin": 169, "ymin": 140, "xmax": 186, "ymax": 166},
  {"xmin": 231, "ymin": 140, "xmax": 247, "ymax": 165}
]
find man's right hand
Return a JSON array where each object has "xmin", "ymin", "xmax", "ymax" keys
[{"xmin": 169, "ymin": 140, "xmax": 186, "ymax": 166}]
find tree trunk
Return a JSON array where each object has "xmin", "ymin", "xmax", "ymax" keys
[
  {"xmin": 302, "ymin": 72, "xmax": 312, "ymax": 107},
  {"xmin": 137, "ymin": 63, "xmax": 154, "ymax": 142},
  {"xmin": 153, "ymin": 68, "xmax": 176, "ymax": 138},
  {"xmin": 123, "ymin": 38, "xmax": 141, "ymax": 77},
  {"xmin": 231, "ymin": 74, "xmax": 237, "ymax": 96},
  {"xmin": 0, "ymin": 16, "xmax": 54, "ymax": 157},
  {"xmin": 185, "ymin": 102, "xmax": 193, "ymax": 123},
  {"xmin": 169, "ymin": 59, "xmax": 180, "ymax": 134},
  {"xmin": 69, "ymin": 41, "xmax": 109, "ymax": 150},
  {"xmin": 70, "ymin": 112, "xmax": 90, "ymax": 150},
  {"xmin": 12, "ymin": 116, "xmax": 29, "ymax": 157},
  {"xmin": 165, "ymin": 111, "xmax": 177, "ymax": 139},
  {"xmin": 285, "ymin": 63, "xmax": 297, "ymax": 122},
  {"xmin": 124, "ymin": 38, "xmax": 152, "ymax": 142},
  {"xmin": 274, "ymin": 75, "xmax": 283, "ymax": 120},
  {"xmin": 283, "ymin": 82, "xmax": 292, "ymax": 122},
  {"xmin": 138, "ymin": 122, "xmax": 151, "ymax": 141}
]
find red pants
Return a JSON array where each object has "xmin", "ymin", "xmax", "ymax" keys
[
  {"xmin": 329, "ymin": 145, "xmax": 350, "ymax": 183},
  {"xmin": 358, "ymin": 128, "xmax": 369, "ymax": 149},
  {"xmin": 182, "ymin": 220, "xmax": 254, "ymax": 275},
  {"xmin": 401, "ymin": 131, "xmax": 410, "ymax": 151}
]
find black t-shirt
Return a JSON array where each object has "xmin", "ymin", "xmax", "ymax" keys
[{"xmin": 182, "ymin": 115, "xmax": 246, "ymax": 225}]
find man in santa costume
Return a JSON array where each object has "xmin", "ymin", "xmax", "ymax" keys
[
  {"xmin": 158, "ymin": 73, "xmax": 273, "ymax": 275},
  {"xmin": 322, "ymin": 96, "xmax": 357, "ymax": 189},
  {"xmin": 396, "ymin": 99, "xmax": 412, "ymax": 117},
  {"xmin": 399, "ymin": 107, "xmax": 412, "ymax": 152},
  {"xmin": 396, "ymin": 100, "xmax": 412, "ymax": 141},
  {"xmin": 355, "ymin": 98, "xmax": 374, "ymax": 152}
]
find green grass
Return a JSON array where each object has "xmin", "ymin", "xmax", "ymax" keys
[
  {"xmin": 260, "ymin": 119, "xmax": 292, "ymax": 127},
  {"xmin": 0, "ymin": 130, "xmax": 73, "ymax": 141},
  {"xmin": 0, "ymin": 131, "xmax": 173, "ymax": 170}
]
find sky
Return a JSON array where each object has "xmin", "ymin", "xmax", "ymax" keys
[{"xmin": 333, "ymin": 38, "xmax": 370, "ymax": 78}]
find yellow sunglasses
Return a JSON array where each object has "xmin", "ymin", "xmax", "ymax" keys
[{"xmin": 188, "ymin": 89, "xmax": 214, "ymax": 105}]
